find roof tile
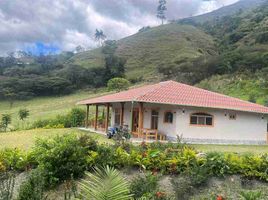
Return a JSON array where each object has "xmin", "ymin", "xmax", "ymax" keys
[{"xmin": 78, "ymin": 80, "xmax": 268, "ymax": 114}]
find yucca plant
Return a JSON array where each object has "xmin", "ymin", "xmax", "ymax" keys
[{"xmin": 79, "ymin": 166, "xmax": 132, "ymax": 200}]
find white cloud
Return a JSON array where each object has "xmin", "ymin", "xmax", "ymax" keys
[{"xmin": 0, "ymin": 0, "xmax": 239, "ymax": 54}]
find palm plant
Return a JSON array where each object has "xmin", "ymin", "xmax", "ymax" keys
[
  {"xmin": 79, "ymin": 166, "xmax": 132, "ymax": 200},
  {"xmin": 94, "ymin": 29, "xmax": 106, "ymax": 46}
]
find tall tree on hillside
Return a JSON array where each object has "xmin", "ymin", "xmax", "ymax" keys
[
  {"xmin": 94, "ymin": 29, "xmax": 106, "ymax": 46},
  {"xmin": 157, "ymin": 0, "xmax": 167, "ymax": 25}
]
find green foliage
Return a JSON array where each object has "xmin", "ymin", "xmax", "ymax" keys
[
  {"xmin": 1, "ymin": 114, "xmax": 11, "ymax": 132},
  {"xmin": 204, "ymin": 152, "xmax": 230, "ymax": 177},
  {"xmin": 130, "ymin": 173, "xmax": 159, "ymax": 199},
  {"xmin": 17, "ymin": 168, "xmax": 46, "ymax": 200},
  {"xmin": 33, "ymin": 134, "xmax": 89, "ymax": 186},
  {"xmin": 18, "ymin": 108, "xmax": 30, "ymax": 121},
  {"xmin": 0, "ymin": 148, "xmax": 36, "ymax": 171},
  {"xmin": 248, "ymin": 94, "xmax": 256, "ymax": 103},
  {"xmin": 67, "ymin": 107, "xmax": 86, "ymax": 127},
  {"xmin": 79, "ymin": 165, "xmax": 132, "ymax": 200},
  {"xmin": 32, "ymin": 107, "xmax": 85, "ymax": 129},
  {"xmin": 107, "ymin": 77, "xmax": 130, "ymax": 92},
  {"xmin": 240, "ymin": 190, "xmax": 262, "ymax": 200}
]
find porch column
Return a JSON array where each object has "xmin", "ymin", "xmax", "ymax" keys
[
  {"xmin": 94, "ymin": 104, "xmax": 98, "ymax": 130},
  {"xmin": 105, "ymin": 104, "xmax": 110, "ymax": 133},
  {"xmin": 130, "ymin": 101, "xmax": 134, "ymax": 133},
  {"xmin": 85, "ymin": 104, "xmax": 89, "ymax": 128},
  {"xmin": 120, "ymin": 102, "xmax": 125, "ymax": 126},
  {"xmin": 138, "ymin": 102, "xmax": 144, "ymax": 135}
]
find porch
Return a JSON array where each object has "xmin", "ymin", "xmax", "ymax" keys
[{"xmin": 84, "ymin": 102, "xmax": 167, "ymax": 141}]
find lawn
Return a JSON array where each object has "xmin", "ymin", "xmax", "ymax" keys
[
  {"xmin": 190, "ymin": 144, "xmax": 268, "ymax": 154},
  {"xmin": 0, "ymin": 89, "xmax": 109, "ymax": 129},
  {"xmin": 0, "ymin": 128, "xmax": 111, "ymax": 150},
  {"xmin": 1, "ymin": 128, "xmax": 268, "ymax": 154}
]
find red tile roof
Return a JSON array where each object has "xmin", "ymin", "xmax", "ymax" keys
[{"xmin": 78, "ymin": 80, "xmax": 268, "ymax": 114}]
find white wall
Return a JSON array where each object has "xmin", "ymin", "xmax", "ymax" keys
[
  {"xmin": 110, "ymin": 102, "xmax": 268, "ymax": 143},
  {"xmin": 176, "ymin": 107, "xmax": 267, "ymax": 142}
]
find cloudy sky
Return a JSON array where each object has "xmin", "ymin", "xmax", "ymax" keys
[{"xmin": 0, "ymin": 0, "xmax": 238, "ymax": 55}]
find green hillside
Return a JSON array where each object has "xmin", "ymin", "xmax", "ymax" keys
[
  {"xmin": 1, "ymin": 1, "xmax": 268, "ymax": 107},
  {"xmin": 68, "ymin": 24, "xmax": 217, "ymax": 82}
]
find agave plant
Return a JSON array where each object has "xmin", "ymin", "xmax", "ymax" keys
[{"xmin": 79, "ymin": 166, "xmax": 132, "ymax": 200}]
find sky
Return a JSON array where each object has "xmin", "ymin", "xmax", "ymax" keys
[{"xmin": 0, "ymin": 0, "xmax": 239, "ymax": 55}]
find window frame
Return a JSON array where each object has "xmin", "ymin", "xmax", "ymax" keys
[
  {"xmin": 189, "ymin": 112, "xmax": 214, "ymax": 127},
  {"xmin": 163, "ymin": 111, "xmax": 173, "ymax": 124}
]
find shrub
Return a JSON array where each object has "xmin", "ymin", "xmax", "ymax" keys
[
  {"xmin": 79, "ymin": 166, "xmax": 132, "ymax": 200},
  {"xmin": 130, "ymin": 173, "xmax": 159, "ymax": 199},
  {"xmin": 107, "ymin": 77, "xmax": 130, "ymax": 92},
  {"xmin": 67, "ymin": 107, "xmax": 86, "ymax": 127},
  {"xmin": 32, "ymin": 107, "xmax": 85, "ymax": 129},
  {"xmin": 204, "ymin": 152, "xmax": 230, "ymax": 177},
  {"xmin": 0, "ymin": 148, "xmax": 36, "ymax": 171},
  {"xmin": 33, "ymin": 134, "xmax": 88, "ymax": 186},
  {"xmin": 18, "ymin": 109, "xmax": 30, "ymax": 121},
  {"xmin": 17, "ymin": 168, "xmax": 46, "ymax": 200}
]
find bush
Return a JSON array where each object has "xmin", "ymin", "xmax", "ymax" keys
[
  {"xmin": 67, "ymin": 107, "xmax": 86, "ymax": 127},
  {"xmin": 17, "ymin": 168, "xmax": 46, "ymax": 200},
  {"xmin": 33, "ymin": 134, "xmax": 89, "ymax": 186},
  {"xmin": 107, "ymin": 77, "xmax": 130, "ymax": 92},
  {"xmin": 0, "ymin": 148, "xmax": 36, "ymax": 171},
  {"xmin": 18, "ymin": 109, "xmax": 29, "ymax": 121},
  {"xmin": 130, "ymin": 173, "xmax": 159, "ymax": 199},
  {"xmin": 32, "ymin": 107, "xmax": 85, "ymax": 129}
]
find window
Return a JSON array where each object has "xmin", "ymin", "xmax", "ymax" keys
[
  {"xmin": 229, "ymin": 113, "xmax": 236, "ymax": 120},
  {"xmin": 190, "ymin": 113, "xmax": 213, "ymax": 126},
  {"xmin": 164, "ymin": 111, "xmax": 173, "ymax": 123},
  {"xmin": 114, "ymin": 108, "xmax": 120, "ymax": 125}
]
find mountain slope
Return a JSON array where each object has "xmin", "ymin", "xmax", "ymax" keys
[{"xmin": 68, "ymin": 24, "xmax": 217, "ymax": 82}]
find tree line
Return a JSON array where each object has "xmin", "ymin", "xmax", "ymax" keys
[{"xmin": 0, "ymin": 41, "xmax": 126, "ymax": 103}]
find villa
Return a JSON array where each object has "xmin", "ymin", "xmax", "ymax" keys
[{"xmin": 78, "ymin": 80, "xmax": 268, "ymax": 144}]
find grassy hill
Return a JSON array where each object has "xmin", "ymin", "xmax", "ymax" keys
[
  {"xmin": 0, "ymin": 89, "xmax": 108, "ymax": 129},
  {"xmin": 68, "ymin": 24, "xmax": 217, "ymax": 82}
]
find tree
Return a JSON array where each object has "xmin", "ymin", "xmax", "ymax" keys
[
  {"xmin": 1, "ymin": 114, "xmax": 11, "ymax": 132},
  {"xmin": 157, "ymin": 0, "xmax": 167, "ymax": 25},
  {"xmin": 18, "ymin": 109, "xmax": 29, "ymax": 121},
  {"xmin": 79, "ymin": 166, "xmax": 132, "ymax": 200},
  {"xmin": 2, "ymin": 88, "xmax": 17, "ymax": 108},
  {"xmin": 94, "ymin": 29, "xmax": 106, "ymax": 46},
  {"xmin": 107, "ymin": 78, "xmax": 130, "ymax": 92}
]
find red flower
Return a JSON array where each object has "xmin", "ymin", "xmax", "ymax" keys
[
  {"xmin": 156, "ymin": 191, "xmax": 165, "ymax": 198},
  {"xmin": 217, "ymin": 195, "xmax": 224, "ymax": 200}
]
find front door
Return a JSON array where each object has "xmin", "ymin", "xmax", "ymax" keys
[
  {"xmin": 151, "ymin": 110, "xmax": 159, "ymax": 130},
  {"xmin": 132, "ymin": 109, "xmax": 139, "ymax": 132}
]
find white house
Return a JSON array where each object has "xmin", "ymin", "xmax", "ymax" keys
[{"xmin": 78, "ymin": 81, "xmax": 268, "ymax": 144}]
